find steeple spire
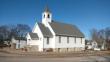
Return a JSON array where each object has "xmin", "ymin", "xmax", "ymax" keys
[{"xmin": 44, "ymin": 6, "xmax": 50, "ymax": 13}]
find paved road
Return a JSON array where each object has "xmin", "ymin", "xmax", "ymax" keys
[
  {"xmin": 0, "ymin": 52, "xmax": 110, "ymax": 62},
  {"xmin": 0, "ymin": 56, "xmax": 110, "ymax": 62}
]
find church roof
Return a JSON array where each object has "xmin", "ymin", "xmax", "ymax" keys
[
  {"xmin": 29, "ymin": 33, "xmax": 39, "ymax": 40},
  {"xmin": 49, "ymin": 21, "xmax": 84, "ymax": 37},
  {"xmin": 38, "ymin": 23, "xmax": 53, "ymax": 37}
]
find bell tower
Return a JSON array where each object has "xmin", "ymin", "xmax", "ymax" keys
[{"xmin": 42, "ymin": 6, "xmax": 52, "ymax": 24}]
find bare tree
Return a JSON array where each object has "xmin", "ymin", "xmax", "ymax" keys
[
  {"xmin": 98, "ymin": 29, "xmax": 106, "ymax": 49},
  {"xmin": 0, "ymin": 24, "xmax": 31, "ymax": 48},
  {"xmin": 90, "ymin": 28, "xmax": 100, "ymax": 42},
  {"xmin": 14, "ymin": 24, "xmax": 31, "ymax": 48},
  {"xmin": 90, "ymin": 27, "xmax": 110, "ymax": 50},
  {"xmin": 105, "ymin": 27, "xmax": 110, "ymax": 49},
  {"xmin": 0, "ymin": 25, "xmax": 10, "ymax": 47}
]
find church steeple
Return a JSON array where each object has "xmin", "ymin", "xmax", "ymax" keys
[
  {"xmin": 42, "ymin": 6, "xmax": 52, "ymax": 24},
  {"xmin": 44, "ymin": 6, "xmax": 50, "ymax": 13}
]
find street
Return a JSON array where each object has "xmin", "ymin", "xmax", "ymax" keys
[
  {"xmin": 0, "ymin": 55, "xmax": 110, "ymax": 62},
  {"xmin": 0, "ymin": 52, "xmax": 110, "ymax": 62}
]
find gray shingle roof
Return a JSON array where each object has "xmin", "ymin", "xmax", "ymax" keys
[
  {"xmin": 38, "ymin": 23, "xmax": 53, "ymax": 37},
  {"xmin": 13, "ymin": 37, "xmax": 26, "ymax": 40},
  {"xmin": 29, "ymin": 33, "xmax": 39, "ymax": 40},
  {"xmin": 49, "ymin": 21, "xmax": 84, "ymax": 37}
]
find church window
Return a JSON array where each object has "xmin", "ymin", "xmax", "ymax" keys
[
  {"xmin": 44, "ymin": 14, "xmax": 45, "ymax": 18},
  {"xmin": 67, "ymin": 37, "xmax": 69, "ymax": 43},
  {"xmin": 74, "ymin": 37, "xmax": 76, "ymax": 43},
  {"xmin": 47, "ymin": 37, "xmax": 49, "ymax": 44},
  {"xmin": 47, "ymin": 14, "xmax": 50, "ymax": 18},
  {"xmin": 81, "ymin": 38, "xmax": 82, "ymax": 44},
  {"xmin": 59, "ymin": 36, "xmax": 61, "ymax": 43},
  {"xmin": 28, "ymin": 39, "xmax": 30, "ymax": 41}
]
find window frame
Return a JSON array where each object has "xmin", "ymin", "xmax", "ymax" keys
[
  {"xmin": 67, "ymin": 36, "xmax": 69, "ymax": 44},
  {"xmin": 47, "ymin": 37, "xmax": 49, "ymax": 44},
  {"xmin": 74, "ymin": 37, "xmax": 76, "ymax": 44},
  {"xmin": 47, "ymin": 14, "xmax": 50, "ymax": 18},
  {"xmin": 44, "ymin": 14, "xmax": 45, "ymax": 18},
  {"xmin": 59, "ymin": 36, "xmax": 61, "ymax": 43},
  {"xmin": 81, "ymin": 38, "xmax": 82, "ymax": 44}
]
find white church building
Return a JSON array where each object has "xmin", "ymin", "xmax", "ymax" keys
[{"xmin": 26, "ymin": 7, "xmax": 85, "ymax": 52}]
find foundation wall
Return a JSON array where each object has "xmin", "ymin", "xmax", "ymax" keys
[
  {"xmin": 26, "ymin": 45, "xmax": 38, "ymax": 52},
  {"xmin": 53, "ymin": 47, "xmax": 84, "ymax": 52}
]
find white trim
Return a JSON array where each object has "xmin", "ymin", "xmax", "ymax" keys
[{"xmin": 32, "ymin": 22, "xmax": 38, "ymax": 32}]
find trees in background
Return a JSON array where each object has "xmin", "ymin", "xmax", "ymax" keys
[
  {"xmin": 90, "ymin": 29, "xmax": 99, "ymax": 43},
  {"xmin": 0, "ymin": 24, "xmax": 31, "ymax": 47},
  {"xmin": 14, "ymin": 24, "xmax": 31, "ymax": 39},
  {"xmin": 90, "ymin": 27, "xmax": 110, "ymax": 50},
  {"xmin": 14, "ymin": 24, "xmax": 31, "ymax": 48},
  {"xmin": 0, "ymin": 25, "xmax": 10, "ymax": 46},
  {"xmin": 105, "ymin": 27, "xmax": 110, "ymax": 49}
]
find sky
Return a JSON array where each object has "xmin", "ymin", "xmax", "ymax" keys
[{"xmin": 0, "ymin": 0, "xmax": 110, "ymax": 39}]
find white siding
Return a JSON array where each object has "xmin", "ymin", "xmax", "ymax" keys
[
  {"xmin": 27, "ymin": 40, "xmax": 39, "ymax": 45},
  {"xmin": 11, "ymin": 37, "xmax": 17, "ymax": 44},
  {"xmin": 11, "ymin": 37, "xmax": 27, "ymax": 49},
  {"xmin": 26, "ymin": 33, "xmax": 31, "ymax": 45},
  {"xmin": 16, "ymin": 40, "xmax": 26, "ymax": 49},
  {"xmin": 81, "ymin": 38, "xmax": 85, "ymax": 49},
  {"xmin": 32, "ymin": 23, "xmax": 44, "ymax": 51},
  {"xmin": 69, "ymin": 37, "xmax": 75, "ymax": 47},
  {"xmin": 55, "ymin": 36, "xmax": 68, "ymax": 48},
  {"xmin": 55, "ymin": 36, "xmax": 85, "ymax": 49},
  {"xmin": 43, "ymin": 37, "xmax": 53, "ymax": 48},
  {"xmin": 26, "ymin": 33, "xmax": 39, "ymax": 46},
  {"xmin": 76, "ymin": 38, "xmax": 81, "ymax": 47},
  {"xmin": 43, "ymin": 22, "xmax": 56, "ymax": 48}
]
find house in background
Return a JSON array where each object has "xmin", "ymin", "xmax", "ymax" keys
[
  {"xmin": 91, "ymin": 41, "xmax": 101, "ymax": 50},
  {"xmin": 26, "ymin": 7, "xmax": 85, "ymax": 52},
  {"xmin": 11, "ymin": 37, "xmax": 26, "ymax": 49},
  {"xmin": 85, "ymin": 40, "xmax": 92, "ymax": 49},
  {"xmin": 86, "ymin": 40, "xmax": 102, "ymax": 51},
  {"xmin": 86, "ymin": 40, "xmax": 97, "ymax": 50}
]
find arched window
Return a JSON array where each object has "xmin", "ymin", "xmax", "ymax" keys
[
  {"xmin": 47, "ymin": 14, "xmax": 50, "ymax": 18},
  {"xmin": 44, "ymin": 14, "xmax": 45, "ymax": 18}
]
